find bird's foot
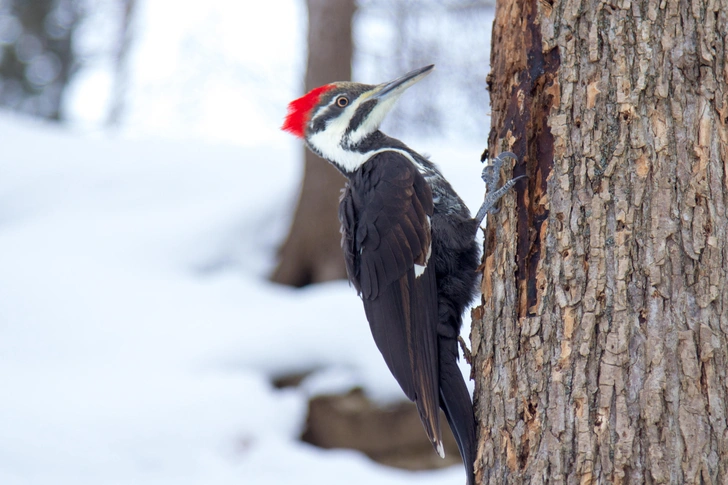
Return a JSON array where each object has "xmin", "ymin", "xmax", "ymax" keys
[
  {"xmin": 458, "ymin": 336, "xmax": 473, "ymax": 366},
  {"xmin": 475, "ymin": 151, "xmax": 526, "ymax": 226}
]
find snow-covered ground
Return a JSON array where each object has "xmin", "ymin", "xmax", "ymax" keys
[{"xmin": 0, "ymin": 112, "xmax": 490, "ymax": 484}]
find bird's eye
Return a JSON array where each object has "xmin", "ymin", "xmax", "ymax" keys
[{"xmin": 336, "ymin": 96, "xmax": 349, "ymax": 108}]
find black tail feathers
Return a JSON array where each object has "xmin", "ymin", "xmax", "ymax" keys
[{"xmin": 438, "ymin": 335, "xmax": 476, "ymax": 485}]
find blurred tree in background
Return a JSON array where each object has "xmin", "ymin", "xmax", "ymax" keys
[
  {"xmin": 0, "ymin": 0, "xmax": 136, "ymax": 123},
  {"xmin": 0, "ymin": 0, "xmax": 83, "ymax": 120},
  {"xmin": 271, "ymin": 0, "xmax": 354, "ymax": 287}
]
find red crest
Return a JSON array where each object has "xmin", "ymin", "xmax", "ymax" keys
[{"xmin": 282, "ymin": 84, "xmax": 335, "ymax": 138}]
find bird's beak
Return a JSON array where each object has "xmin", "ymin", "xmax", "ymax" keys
[
  {"xmin": 344, "ymin": 65, "xmax": 434, "ymax": 143},
  {"xmin": 373, "ymin": 65, "xmax": 434, "ymax": 101}
]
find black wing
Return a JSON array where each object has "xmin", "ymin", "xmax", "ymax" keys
[{"xmin": 339, "ymin": 151, "xmax": 443, "ymax": 454}]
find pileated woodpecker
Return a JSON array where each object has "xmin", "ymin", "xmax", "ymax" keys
[{"xmin": 283, "ymin": 65, "xmax": 522, "ymax": 485}]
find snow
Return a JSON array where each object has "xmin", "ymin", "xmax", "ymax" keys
[{"xmin": 0, "ymin": 112, "xmax": 489, "ymax": 484}]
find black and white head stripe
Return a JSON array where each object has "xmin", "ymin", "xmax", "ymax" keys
[
  {"xmin": 306, "ymin": 94, "xmax": 407, "ymax": 171},
  {"xmin": 304, "ymin": 68, "xmax": 433, "ymax": 173},
  {"xmin": 306, "ymin": 83, "xmax": 374, "ymax": 135},
  {"xmin": 344, "ymin": 99, "xmax": 378, "ymax": 140}
]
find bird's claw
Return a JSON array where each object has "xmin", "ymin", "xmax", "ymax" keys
[{"xmin": 475, "ymin": 151, "xmax": 525, "ymax": 227}]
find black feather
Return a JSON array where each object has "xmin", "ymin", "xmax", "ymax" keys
[
  {"xmin": 339, "ymin": 150, "xmax": 442, "ymax": 450},
  {"xmin": 337, "ymin": 147, "xmax": 479, "ymax": 484}
]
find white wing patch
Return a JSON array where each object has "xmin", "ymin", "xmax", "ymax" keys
[{"xmin": 414, "ymin": 215, "xmax": 432, "ymax": 279}]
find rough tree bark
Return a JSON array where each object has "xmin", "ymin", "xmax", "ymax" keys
[
  {"xmin": 270, "ymin": 0, "xmax": 354, "ymax": 287},
  {"xmin": 473, "ymin": 0, "xmax": 728, "ymax": 483}
]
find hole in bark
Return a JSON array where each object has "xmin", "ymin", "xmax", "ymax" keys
[
  {"xmin": 562, "ymin": 249, "xmax": 570, "ymax": 258},
  {"xmin": 574, "ymin": 118, "xmax": 581, "ymax": 128},
  {"xmin": 519, "ymin": 442, "xmax": 530, "ymax": 468}
]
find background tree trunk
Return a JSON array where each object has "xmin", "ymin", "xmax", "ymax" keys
[
  {"xmin": 473, "ymin": 0, "xmax": 728, "ymax": 483},
  {"xmin": 270, "ymin": 0, "xmax": 355, "ymax": 287}
]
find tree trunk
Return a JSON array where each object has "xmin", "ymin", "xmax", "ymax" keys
[
  {"xmin": 473, "ymin": 0, "xmax": 728, "ymax": 483},
  {"xmin": 270, "ymin": 0, "xmax": 355, "ymax": 287}
]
